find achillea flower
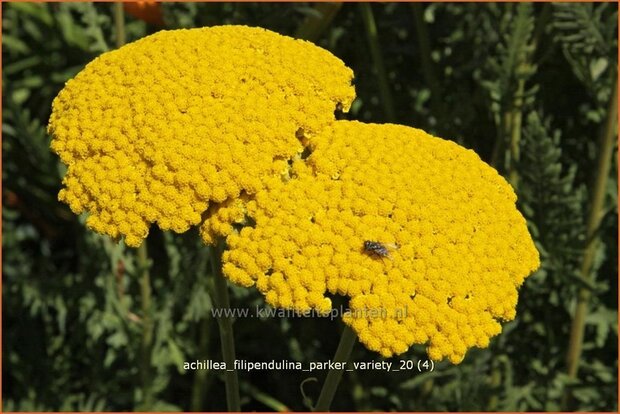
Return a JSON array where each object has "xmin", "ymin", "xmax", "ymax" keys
[
  {"xmin": 49, "ymin": 26, "xmax": 355, "ymax": 247},
  {"xmin": 49, "ymin": 24, "xmax": 538, "ymax": 364},
  {"xmin": 222, "ymin": 121, "xmax": 540, "ymax": 363}
]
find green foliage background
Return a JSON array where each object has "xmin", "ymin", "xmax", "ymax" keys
[{"xmin": 2, "ymin": 2, "xmax": 618, "ymax": 412}]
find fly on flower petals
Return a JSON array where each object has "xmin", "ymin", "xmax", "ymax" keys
[{"xmin": 363, "ymin": 240, "xmax": 399, "ymax": 260}]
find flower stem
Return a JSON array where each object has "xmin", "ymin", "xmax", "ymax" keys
[
  {"xmin": 358, "ymin": 3, "xmax": 396, "ymax": 123},
  {"xmin": 137, "ymin": 242, "xmax": 154, "ymax": 410},
  {"xmin": 411, "ymin": 3, "xmax": 442, "ymax": 119},
  {"xmin": 563, "ymin": 77, "xmax": 617, "ymax": 408},
  {"xmin": 210, "ymin": 239, "xmax": 241, "ymax": 412},
  {"xmin": 113, "ymin": 2, "xmax": 126, "ymax": 49},
  {"xmin": 314, "ymin": 325, "xmax": 357, "ymax": 412}
]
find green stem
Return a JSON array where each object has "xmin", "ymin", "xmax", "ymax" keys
[
  {"xmin": 490, "ymin": 117, "xmax": 506, "ymax": 169},
  {"xmin": 211, "ymin": 239, "xmax": 241, "ymax": 412},
  {"xmin": 137, "ymin": 242, "xmax": 154, "ymax": 410},
  {"xmin": 113, "ymin": 2, "xmax": 126, "ymax": 49},
  {"xmin": 411, "ymin": 4, "xmax": 442, "ymax": 119},
  {"xmin": 314, "ymin": 325, "xmax": 357, "ymax": 412},
  {"xmin": 563, "ymin": 77, "xmax": 618, "ymax": 408},
  {"xmin": 358, "ymin": 3, "xmax": 396, "ymax": 123}
]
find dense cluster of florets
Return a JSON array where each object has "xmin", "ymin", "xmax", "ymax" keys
[
  {"xmin": 223, "ymin": 121, "xmax": 540, "ymax": 363},
  {"xmin": 49, "ymin": 26, "xmax": 354, "ymax": 246},
  {"xmin": 51, "ymin": 25, "xmax": 540, "ymax": 363}
]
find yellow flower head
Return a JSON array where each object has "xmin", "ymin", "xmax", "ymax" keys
[
  {"xmin": 222, "ymin": 121, "xmax": 540, "ymax": 363},
  {"xmin": 49, "ymin": 24, "xmax": 538, "ymax": 363},
  {"xmin": 48, "ymin": 25, "xmax": 355, "ymax": 247}
]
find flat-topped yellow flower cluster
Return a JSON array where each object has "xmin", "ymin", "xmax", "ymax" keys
[
  {"xmin": 223, "ymin": 121, "xmax": 540, "ymax": 362},
  {"xmin": 50, "ymin": 25, "xmax": 539, "ymax": 363},
  {"xmin": 49, "ymin": 25, "xmax": 354, "ymax": 247}
]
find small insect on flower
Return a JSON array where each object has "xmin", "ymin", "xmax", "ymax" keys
[{"xmin": 363, "ymin": 240, "xmax": 399, "ymax": 260}]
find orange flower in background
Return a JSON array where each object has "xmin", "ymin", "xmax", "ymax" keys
[{"xmin": 123, "ymin": 1, "xmax": 164, "ymax": 26}]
